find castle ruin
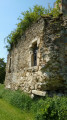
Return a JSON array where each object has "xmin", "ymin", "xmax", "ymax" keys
[{"xmin": 5, "ymin": 0, "xmax": 67, "ymax": 96}]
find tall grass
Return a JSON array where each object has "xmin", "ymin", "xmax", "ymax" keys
[
  {"xmin": 0, "ymin": 84, "xmax": 32, "ymax": 110},
  {"xmin": 0, "ymin": 84, "xmax": 67, "ymax": 120},
  {"xmin": 0, "ymin": 99, "xmax": 34, "ymax": 120}
]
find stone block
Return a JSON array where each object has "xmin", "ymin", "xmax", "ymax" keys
[
  {"xmin": 32, "ymin": 90, "xmax": 46, "ymax": 96},
  {"xmin": 30, "ymin": 85, "xmax": 35, "ymax": 90}
]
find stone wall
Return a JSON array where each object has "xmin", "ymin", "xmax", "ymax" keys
[
  {"xmin": 41, "ymin": 15, "xmax": 67, "ymax": 93},
  {"xmin": 5, "ymin": 15, "xmax": 67, "ymax": 96},
  {"xmin": 54, "ymin": 0, "xmax": 67, "ymax": 15},
  {"xmin": 62, "ymin": 0, "xmax": 67, "ymax": 15}
]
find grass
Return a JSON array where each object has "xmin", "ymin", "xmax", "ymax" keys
[
  {"xmin": 0, "ymin": 99, "xmax": 34, "ymax": 120},
  {"xmin": 0, "ymin": 84, "xmax": 67, "ymax": 120}
]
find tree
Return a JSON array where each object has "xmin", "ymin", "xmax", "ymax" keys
[{"xmin": 0, "ymin": 58, "xmax": 6, "ymax": 84}]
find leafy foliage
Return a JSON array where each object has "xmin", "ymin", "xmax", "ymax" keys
[
  {"xmin": 0, "ymin": 58, "xmax": 6, "ymax": 84},
  {"xmin": 51, "ymin": 0, "xmax": 61, "ymax": 17},
  {"xmin": 0, "ymin": 84, "xmax": 67, "ymax": 120},
  {"xmin": 35, "ymin": 96, "xmax": 67, "ymax": 120},
  {"xmin": 5, "ymin": 0, "xmax": 61, "ymax": 52},
  {"xmin": 5, "ymin": 5, "xmax": 46, "ymax": 52}
]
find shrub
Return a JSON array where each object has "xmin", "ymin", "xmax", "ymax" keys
[
  {"xmin": 0, "ymin": 84, "xmax": 67, "ymax": 120},
  {"xmin": 35, "ymin": 96, "xmax": 67, "ymax": 120}
]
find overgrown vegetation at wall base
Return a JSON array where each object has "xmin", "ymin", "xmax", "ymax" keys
[
  {"xmin": 0, "ymin": 84, "xmax": 67, "ymax": 120},
  {"xmin": 5, "ymin": 0, "xmax": 61, "ymax": 52}
]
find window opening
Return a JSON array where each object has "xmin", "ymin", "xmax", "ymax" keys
[
  {"xmin": 31, "ymin": 43, "xmax": 37, "ymax": 66},
  {"xmin": 9, "ymin": 56, "xmax": 11, "ymax": 73}
]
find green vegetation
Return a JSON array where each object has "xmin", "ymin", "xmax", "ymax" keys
[
  {"xmin": 0, "ymin": 58, "xmax": 6, "ymax": 84},
  {"xmin": 5, "ymin": 0, "xmax": 61, "ymax": 52},
  {"xmin": 0, "ymin": 84, "xmax": 34, "ymax": 120},
  {"xmin": 51, "ymin": 0, "xmax": 61, "ymax": 17},
  {"xmin": 0, "ymin": 84, "xmax": 67, "ymax": 120},
  {"xmin": 0, "ymin": 99, "xmax": 34, "ymax": 120},
  {"xmin": 35, "ymin": 97, "xmax": 67, "ymax": 120}
]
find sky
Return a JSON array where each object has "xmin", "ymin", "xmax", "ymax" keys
[{"xmin": 0, "ymin": 0, "xmax": 56, "ymax": 62}]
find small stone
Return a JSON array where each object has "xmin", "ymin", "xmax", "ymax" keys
[
  {"xmin": 15, "ymin": 86, "xmax": 18, "ymax": 90},
  {"xmin": 26, "ymin": 72, "xmax": 29, "ymax": 77},
  {"xmin": 35, "ymin": 84, "xmax": 38, "ymax": 90},
  {"xmin": 6, "ymin": 84, "xmax": 11, "ymax": 89},
  {"xmin": 31, "ymin": 94, "xmax": 34, "ymax": 99},
  {"xmin": 30, "ymin": 85, "xmax": 35, "ymax": 90},
  {"xmin": 38, "ymin": 85, "xmax": 41, "ymax": 89}
]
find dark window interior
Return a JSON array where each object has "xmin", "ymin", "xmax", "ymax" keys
[
  {"xmin": 31, "ymin": 43, "xmax": 37, "ymax": 66},
  {"xmin": 9, "ymin": 57, "xmax": 11, "ymax": 73}
]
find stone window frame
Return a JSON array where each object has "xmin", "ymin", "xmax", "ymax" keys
[
  {"xmin": 29, "ymin": 37, "xmax": 40, "ymax": 67},
  {"xmin": 31, "ymin": 42, "xmax": 37, "ymax": 66},
  {"xmin": 8, "ymin": 56, "xmax": 11, "ymax": 73}
]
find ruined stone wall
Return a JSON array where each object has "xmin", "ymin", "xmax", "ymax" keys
[
  {"xmin": 5, "ymin": 15, "xmax": 67, "ymax": 96},
  {"xmin": 5, "ymin": 18, "xmax": 45, "ymax": 94},
  {"xmin": 40, "ymin": 16, "xmax": 67, "ymax": 94},
  {"xmin": 62, "ymin": 0, "xmax": 67, "ymax": 15},
  {"xmin": 54, "ymin": 0, "xmax": 67, "ymax": 15}
]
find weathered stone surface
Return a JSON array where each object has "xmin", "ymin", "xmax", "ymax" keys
[
  {"xmin": 5, "ymin": 14, "xmax": 67, "ymax": 95},
  {"xmin": 31, "ymin": 94, "xmax": 34, "ymax": 99},
  {"xmin": 32, "ymin": 90, "xmax": 46, "ymax": 96}
]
